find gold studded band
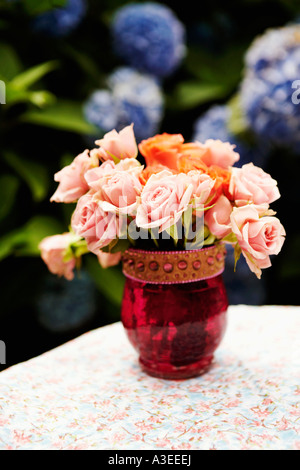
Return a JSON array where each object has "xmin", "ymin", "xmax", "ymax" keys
[{"xmin": 122, "ymin": 244, "xmax": 226, "ymax": 284}]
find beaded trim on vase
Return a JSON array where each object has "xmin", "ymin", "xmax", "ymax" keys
[{"xmin": 122, "ymin": 244, "xmax": 226, "ymax": 284}]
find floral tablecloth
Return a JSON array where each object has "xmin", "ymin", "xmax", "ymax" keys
[{"xmin": 0, "ymin": 305, "xmax": 299, "ymax": 450}]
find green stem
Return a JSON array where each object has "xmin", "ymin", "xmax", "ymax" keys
[{"xmin": 149, "ymin": 229, "xmax": 159, "ymax": 249}]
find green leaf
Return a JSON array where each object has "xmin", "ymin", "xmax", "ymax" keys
[
  {"xmin": 234, "ymin": 244, "xmax": 242, "ymax": 271},
  {"xmin": 109, "ymin": 238, "xmax": 130, "ymax": 254},
  {"xmin": 6, "ymin": 86, "xmax": 56, "ymax": 107},
  {"xmin": 105, "ymin": 238, "xmax": 119, "ymax": 253},
  {"xmin": 186, "ymin": 235, "xmax": 204, "ymax": 251},
  {"xmin": 203, "ymin": 233, "xmax": 216, "ymax": 246},
  {"xmin": 85, "ymin": 256, "xmax": 125, "ymax": 307},
  {"xmin": 60, "ymin": 153, "xmax": 75, "ymax": 168},
  {"xmin": 148, "ymin": 229, "xmax": 159, "ymax": 248},
  {"xmin": 0, "ymin": 174, "xmax": 20, "ymax": 221},
  {"xmin": 3, "ymin": 60, "xmax": 58, "ymax": 107},
  {"xmin": 28, "ymin": 90, "xmax": 56, "ymax": 108},
  {"xmin": 3, "ymin": 152, "xmax": 50, "ymax": 202},
  {"xmin": 165, "ymin": 223, "xmax": 179, "ymax": 245},
  {"xmin": 222, "ymin": 232, "xmax": 238, "ymax": 244},
  {"xmin": 105, "ymin": 150, "xmax": 121, "ymax": 164},
  {"xmin": 22, "ymin": 0, "xmax": 67, "ymax": 15},
  {"xmin": 0, "ymin": 43, "xmax": 22, "ymax": 81},
  {"xmin": 203, "ymin": 225, "xmax": 210, "ymax": 238},
  {"xmin": 21, "ymin": 100, "xmax": 99, "ymax": 135},
  {"xmin": 71, "ymin": 239, "xmax": 89, "ymax": 259},
  {"xmin": 170, "ymin": 44, "xmax": 247, "ymax": 111},
  {"xmin": 169, "ymin": 81, "xmax": 230, "ymax": 110},
  {"xmin": 0, "ymin": 231, "xmax": 24, "ymax": 261},
  {"xmin": 9, "ymin": 61, "xmax": 58, "ymax": 91},
  {"xmin": 185, "ymin": 45, "xmax": 245, "ymax": 87},
  {"xmin": 0, "ymin": 215, "xmax": 63, "ymax": 261},
  {"xmin": 182, "ymin": 207, "xmax": 193, "ymax": 232},
  {"xmin": 203, "ymin": 225, "xmax": 216, "ymax": 246},
  {"xmin": 227, "ymin": 94, "xmax": 250, "ymax": 137},
  {"xmin": 100, "ymin": 238, "xmax": 130, "ymax": 254},
  {"xmin": 5, "ymin": 86, "xmax": 30, "ymax": 106},
  {"xmin": 16, "ymin": 216, "xmax": 64, "ymax": 256}
]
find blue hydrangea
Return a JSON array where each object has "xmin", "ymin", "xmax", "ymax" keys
[
  {"xmin": 84, "ymin": 67, "xmax": 164, "ymax": 142},
  {"xmin": 244, "ymin": 25, "xmax": 300, "ymax": 75},
  {"xmin": 33, "ymin": 0, "xmax": 87, "ymax": 37},
  {"xmin": 83, "ymin": 90, "xmax": 119, "ymax": 133},
  {"xmin": 240, "ymin": 25, "xmax": 300, "ymax": 152},
  {"xmin": 36, "ymin": 271, "xmax": 97, "ymax": 333},
  {"xmin": 193, "ymin": 105, "xmax": 270, "ymax": 168},
  {"xmin": 111, "ymin": 2, "xmax": 186, "ymax": 78},
  {"xmin": 109, "ymin": 67, "xmax": 164, "ymax": 141}
]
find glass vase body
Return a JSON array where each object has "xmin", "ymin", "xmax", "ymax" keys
[{"xmin": 121, "ymin": 247, "xmax": 228, "ymax": 379}]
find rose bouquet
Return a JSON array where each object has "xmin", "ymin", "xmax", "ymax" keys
[{"xmin": 39, "ymin": 124, "xmax": 285, "ymax": 281}]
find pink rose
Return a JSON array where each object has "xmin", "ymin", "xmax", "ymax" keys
[
  {"xmin": 136, "ymin": 170, "xmax": 193, "ymax": 232},
  {"xmin": 85, "ymin": 158, "xmax": 142, "ymax": 189},
  {"xmin": 39, "ymin": 233, "xmax": 78, "ymax": 280},
  {"xmin": 84, "ymin": 160, "xmax": 116, "ymax": 190},
  {"xmin": 115, "ymin": 158, "xmax": 143, "ymax": 174},
  {"xmin": 196, "ymin": 139, "xmax": 240, "ymax": 169},
  {"xmin": 50, "ymin": 150, "xmax": 97, "ymax": 203},
  {"xmin": 99, "ymin": 171, "xmax": 142, "ymax": 215},
  {"xmin": 230, "ymin": 205, "xmax": 285, "ymax": 278},
  {"xmin": 97, "ymin": 251, "xmax": 122, "ymax": 268},
  {"xmin": 205, "ymin": 195, "xmax": 233, "ymax": 239},
  {"xmin": 71, "ymin": 192, "xmax": 120, "ymax": 254},
  {"xmin": 84, "ymin": 160, "xmax": 143, "ymax": 216},
  {"xmin": 229, "ymin": 163, "xmax": 280, "ymax": 206},
  {"xmin": 188, "ymin": 171, "xmax": 215, "ymax": 207},
  {"xmin": 94, "ymin": 124, "xmax": 138, "ymax": 161}
]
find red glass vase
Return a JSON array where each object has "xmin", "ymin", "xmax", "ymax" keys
[{"xmin": 121, "ymin": 246, "xmax": 228, "ymax": 380}]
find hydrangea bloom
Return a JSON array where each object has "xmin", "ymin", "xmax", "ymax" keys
[
  {"xmin": 244, "ymin": 25, "xmax": 300, "ymax": 75},
  {"xmin": 83, "ymin": 90, "xmax": 118, "ymax": 133},
  {"xmin": 84, "ymin": 67, "xmax": 164, "ymax": 142},
  {"xmin": 193, "ymin": 105, "xmax": 269, "ymax": 167},
  {"xmin": 240, "ymin": 25, "xmax": 300, "ymax": 152},
  {"xmin": 193, "ymin": 105, "xmax": 268, "ymax": 301},
  {"xmin": 111, "ymin": 2, "xmax": 186, "ymax": 78},
  {"xmin": 110, "ymin": 67, "xmax": 164, "ymax": 141},
  {"xmin": 36, "ymin": 271, "xmax": 96, "ymax": 333},
  {"xmin": 33, "ymin": 0, "xmax": 87, "ymax": 37}
]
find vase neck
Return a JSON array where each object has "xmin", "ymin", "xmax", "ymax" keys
[{"xmin": 122, "ymin": 245, "xmax": 226, "ymax": 284}]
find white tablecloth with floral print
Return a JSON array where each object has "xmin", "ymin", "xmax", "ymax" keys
[{"xmin": 0, "ymin": 305, "xmax": 299, "ymax": 450}]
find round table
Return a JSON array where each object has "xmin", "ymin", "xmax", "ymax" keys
[{"xmin": 0, "ymin": 305, "xmax": 299, "ymax": 450}]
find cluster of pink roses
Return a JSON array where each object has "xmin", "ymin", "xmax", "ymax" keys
[{"xmin": 39, "ymin": 124, "xmax": 285, "ymax": 280}]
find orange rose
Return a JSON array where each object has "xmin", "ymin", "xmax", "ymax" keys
[
  {"xmin": 178, "ymin": 155, "xmax": 231, "ymax": 202},
  {"xmin": 139, "ymin": 164, "xmax": 178, "ymax": 185},
  {"xmin": 139, "ymin": 133, "xmax": 232, "ymax": 201},
  {"xmin": 180, "ymin": 142, "xmax": 209, "ymax": 161},
  {"xmin": 138, "ymin": 133, "xmax": 184, "ymax": 170},
  {"xmin": 207, "ymin": 165, "xmax": 232, "ymax": 201},
  {"xmin": 178, "ymin": 154, "xmax": 209, "ymax": 174}
]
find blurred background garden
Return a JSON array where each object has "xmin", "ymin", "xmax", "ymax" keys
[{"xmin": 0, "ymin": 0, "xmax": 299, "ymax": 370}]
